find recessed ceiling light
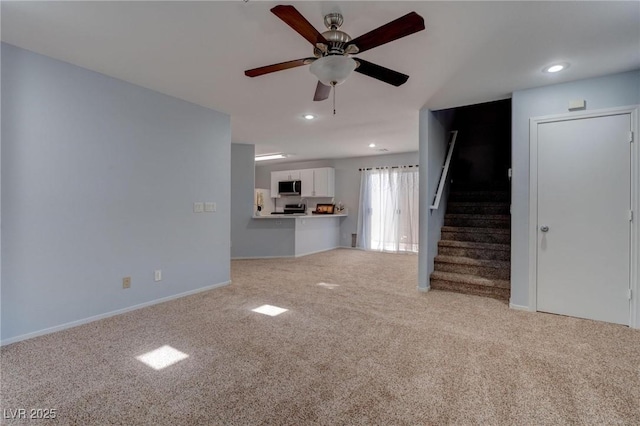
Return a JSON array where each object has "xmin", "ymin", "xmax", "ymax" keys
[
  {"xmin": 255, "ymin": 153, "xmax": 286, "ymax": 162},
  {"xmin": 543, "ymin": 63, "xmax": 569, "ymax": 73},
  {"xmin": 303, "ymin": 114, "xmax": 315, "ymax": 120},
  {"xmin": 368, "ymin": 143, "xmax": 376, "ymax": 148}
]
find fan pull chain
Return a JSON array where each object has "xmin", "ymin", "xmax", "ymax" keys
[{"xmin": 332, "ymin": 84, "xmax": 336, "ymax": 115}]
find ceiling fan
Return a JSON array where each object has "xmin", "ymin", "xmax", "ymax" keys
[{"xmin": 245, "ymin": 5, "xmax": 425, "ymax": 104}]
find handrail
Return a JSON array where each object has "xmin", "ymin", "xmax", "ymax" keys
[{"xmin": 430, "ymin": 130, "xmax": 458, "ymax": 210}]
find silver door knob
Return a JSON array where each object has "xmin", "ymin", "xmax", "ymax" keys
[{"xmin": 540, "ymin": 226, "xmax": 549, "ymax": 232}]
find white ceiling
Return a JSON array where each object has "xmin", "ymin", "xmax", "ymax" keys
[{"xmin": 2, "ymin": 1, "xmax": 639, "ymax": 163}]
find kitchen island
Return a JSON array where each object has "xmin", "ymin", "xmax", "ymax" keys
[{"xmin": 240, "ymin": 213, "xmax": 347, "ymax": 258}]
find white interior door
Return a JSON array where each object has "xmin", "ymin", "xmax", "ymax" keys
[{"xmin": 536, "ymin": 113, "xmax": 631, "ymax": 325}]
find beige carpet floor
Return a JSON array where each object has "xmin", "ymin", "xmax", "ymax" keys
[{"xmin": 1, "ymin": 249, "xmax": 639, "ymax": 425}]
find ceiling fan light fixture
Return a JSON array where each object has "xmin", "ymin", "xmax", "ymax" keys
[{"xmin": 309, "ymin": 55, "xmax": 357, "ymax": 86}]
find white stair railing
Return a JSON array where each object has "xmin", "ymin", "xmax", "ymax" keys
[{"xmin": 430, "ymin": 130, "xmax": 458, "ymax": 210}]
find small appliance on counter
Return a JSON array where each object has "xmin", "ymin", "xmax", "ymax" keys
[
  {"xmin": 313, "ymin": 204, "xmax": 335, "ymax": 214},
  {"xmin": 269, "ymin": 203, "xmax": 307, "ymax": 215},
  {"xmin": 284, "ymin": 203, "xmax": 307, "ymax": 214}
]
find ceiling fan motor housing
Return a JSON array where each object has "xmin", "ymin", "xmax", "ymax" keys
[{"xmin": 313, "ymin": 13, "xmax": 355, "ymax": 57}]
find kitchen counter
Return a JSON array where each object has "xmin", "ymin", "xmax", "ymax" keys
[
  {"xmin": 252, "ymin": 213, "xmax": 348, "ymax": 219},
  {"xmin": 237, "ymin": 212, "xmax": 347, "ymax": 258}
]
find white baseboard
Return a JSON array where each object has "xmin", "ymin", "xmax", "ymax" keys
[
  {"xmin": 417, "ymin": 285, "xmax": 431, "ymax": 292},
  {"xmin": 231, "ymin": 255, "xmax": 294, "ymax": 260},
  {"xmin": 509, "ymin": 302, "xmax": 533, "ymax": 311},
  {"xmin": 294, "ymin": 246, "xmax": 340, "ymax": 258},
  {"xmin": 1, "ymin": 280, "xmax": 231, "ymax": 347},
  {"xmin": 233, "ymin": 247, "xmax": 346, "ymax": 260}
]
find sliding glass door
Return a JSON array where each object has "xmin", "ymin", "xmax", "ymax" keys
[{"xmin": 357, "ymin": 167, "xmax": 419, "ymax": 253}]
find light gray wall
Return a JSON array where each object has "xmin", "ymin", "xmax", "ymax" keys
[
  {"xmin": 1, "ymin": 44, "xmax": 231, "ymax": 343},
  {"xmin": 256, "ymin": 152, "xmax": 420, "ymax": 247},
  {"xmin": 418, "ymin": 109, "xmax": 455, "ymax": 290},
  {"xmin": 295, "ymin": 217, "xmax": 341, "ymax": 256},
  {"xmin": 236, "ymin": 218, "xmax": 296, "ymax": 258},
  {"xmin": 511, "ymin": 69, "xmax": 640, "ymax": 308},
  {"xmin": 231, "ymin": 143, "xmax": 256, "ymax": 256},
  {"xmin": 231, "ymin": 143, "xmax": 295, "ymax": 258}
]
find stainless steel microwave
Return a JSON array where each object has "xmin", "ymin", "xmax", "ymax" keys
[{"xmin": 278, "ymin": 180, "xmax": 301, "ymax": 195}]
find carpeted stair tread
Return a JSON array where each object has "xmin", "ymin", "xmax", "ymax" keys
[
  {"xmin": 444, "ymin": 214, "xmax": 511, "ymax": 229},
  {"xmin": 435, "ymin": 255, "xmax": 510, "ymax": 269},
  {"xmin": 441, "ymin": 226, "xmax": 510, "ymax": 235},
  {"xmin": 446, "ymin": 202, "xmax": 510, "ymax": 215},
  {"xmin": 430, "ymin": 280, "xmax": 510, "ymax": 301},
  {"xmin": 430, "ymin": 271, "xmax": 510, "ymax": 289},
  {"xmin": 440, "ymin": 228, "xmax": 510, "ymax": 244},
  {"xmin": 434, "ymin": 256, "xmax": 510, "ymax": 280},
  {"xmin": 445, "ymin": 213, "xmax": 510, "ymax": 220},
  {"xmin": 438, "ymin": 240, "xmax": 510, "ymax": 251}
]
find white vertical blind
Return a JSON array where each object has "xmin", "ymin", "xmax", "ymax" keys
[{"xmin": 356, "ymin": 167, "xmax": 419, "ymax": 253}]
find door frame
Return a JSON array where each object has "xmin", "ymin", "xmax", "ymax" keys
[{"xmin": 528, "ymin": 105, "xmax": 639, "ymax": 328}]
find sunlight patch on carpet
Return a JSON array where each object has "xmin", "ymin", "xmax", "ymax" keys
[
  {"xmin": 136, "ymin": 345, "xmax": 189, "ymax": 370},
  {"xmin": 252, "ymin": 304, "xmax": 288, "ymax": 316},
  {"xmin": 317, "ymin": 282, "xmax": 340, "ymax": 289}
]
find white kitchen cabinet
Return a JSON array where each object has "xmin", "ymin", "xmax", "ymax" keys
[
  {"xmin": 270, "ymin": 170, "xmax": 287, "ymax": 198},
  {"xmin": 282, "ymin": 170, "xmax": 300, "ymax": 180},
  {"xmin": 312, "ymin": 167, "xmax": 335, "ymax": 197},
  {"xmin": 299, "ymin": 169, "xmax": 315, "ymax": 197}
]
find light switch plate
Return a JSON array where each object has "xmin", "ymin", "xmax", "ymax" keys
[
  {"xmin": 204, "ymin": 202, "xmax": 216, "ymax": 212},
  {"xmin": 194, "ymin": 202, "xmax": 204, "ymax": 213}
]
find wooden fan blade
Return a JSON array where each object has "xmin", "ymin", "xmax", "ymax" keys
[
  {"xmin": 313, "ymin": 81, "xmax": 331, "ymax": 101},
  {"xmin": 245, "ymin": 58, "xmax": 314, "ymax": 77},
  {"xmin": 271, "ymin": 5, "xmax": 329, "ymax": 46},
  {"xmin": 347, "ymin": 12, "xmax": 425, "ymax": 54},
  {"xmin": 354, "ymin": 59, "xmax": 409, "ymax": 87}
]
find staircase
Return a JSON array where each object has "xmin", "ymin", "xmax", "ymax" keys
[{"xmin": 430, "ymin": 185, "xmax": 511, "ymax": 301}]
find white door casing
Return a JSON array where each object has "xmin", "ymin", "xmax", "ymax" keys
[{"xmin": 529, "ymin": 106, "xmax": 639, "ymax": 327}]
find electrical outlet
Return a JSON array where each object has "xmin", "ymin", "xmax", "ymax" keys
[
  {"xmin": 194, "ymin": 202, "xmax": 204, "ymax": 213},
  {"xmin": 123, "ymin": 277, "xmax": 131, "ymax": 289},
  {"xmin": 204, "ymin": 202, "xmax": 216, "ymax": 212},
  {"xmin": 154, "ymin": 270, "xmax": 162, "ymax": 282}
]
